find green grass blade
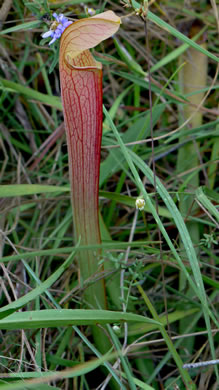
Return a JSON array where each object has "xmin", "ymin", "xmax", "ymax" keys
[
  {"xmin": 103, "ymin": 105, "xmax": 218, "ymax": 380},
  {"xmin": 103, "ymin": 105, "xmax": 198, "ymax": 297},
  {"xmin": 150, "ymin": 27, "xmax": 207, "ymax": 73},
  {"xmin": 0, "ymin": 248, "xmax": 77, "ymax": 319},
  {"xmin": 0, "ymin": 241, "xmax": 158, "ymax": 264},
  {"xmin": 103, "ymin": 86, "xmax": 132, "ymax": 133},
  {"xmin": 147, "ymin": 11, "xmax": 218, "ymax": 62},
  {"xmin": 196, "ymin": 187, "xmax": 219, "ymax": 223},
  {"xmin": 0, "ymin": 20, "xmax": 40, "ymax": 35},
  {"xmin": 0, "ymin": 78, "xmax": 62, "ymax": 110},
  {"xmin": 0, "ymin": 352, "xmax": 118, "ymax": 390},
  {"xmin": 127, "ymin": 1, "xmax": 218, "ymax": 62},
  {"xmin": 107, "ymin": 325, "xmax": 137, "ymax": 390},
  {"xmin": 0, "ymin": 184, "xmax": 69, "ymax": 197}
]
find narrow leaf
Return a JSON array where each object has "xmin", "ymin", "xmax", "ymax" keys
[
  {"xmin": 0, "ymin": 249, "xmax": 77, "ymax": 320},
  {"xmin": 0, "ymin": 309, "xmax": 160, "ymax": 330}
]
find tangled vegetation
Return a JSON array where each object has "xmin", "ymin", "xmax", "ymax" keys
[{"xmin": 0, "ymin": 1, "xmax": 218, "ymax": 389}]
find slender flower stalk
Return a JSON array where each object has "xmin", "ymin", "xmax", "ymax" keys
[{"xmin": 59, "ymin": 11, "xmax": 120, "ymax": 309}]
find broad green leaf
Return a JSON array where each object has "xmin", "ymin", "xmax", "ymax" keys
[{"xmin": 0, "ymin": 309, "xmax": 160, "ymax": 330}]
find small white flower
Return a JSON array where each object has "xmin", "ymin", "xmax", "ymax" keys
[
  {"xmin": 84, "ymin": 6, "xmax": 96, "ymax": 16},
  {"xmin": 112, "ymin": 325, "xmax": 121, "ymax": 335},
  {"xmin": 135, "ymin": 197, "xmax": 145, "ymax": 211},
  {"xmin": 41, "ymin": 13, "xmax": 73, "ymax": 45}
]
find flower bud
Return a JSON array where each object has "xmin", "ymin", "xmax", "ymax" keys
[
  {"xmin": 135, "ymin": 197, "xmax": 145, "ymax": 211},
  {"xmin": 112, "ymin": 325, "xmax": 121, "ymax": 335}
]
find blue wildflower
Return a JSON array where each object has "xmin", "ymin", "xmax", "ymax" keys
[{"xmin": 41, "ymin": 13, "xmax": 73, "ymax": 45}]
